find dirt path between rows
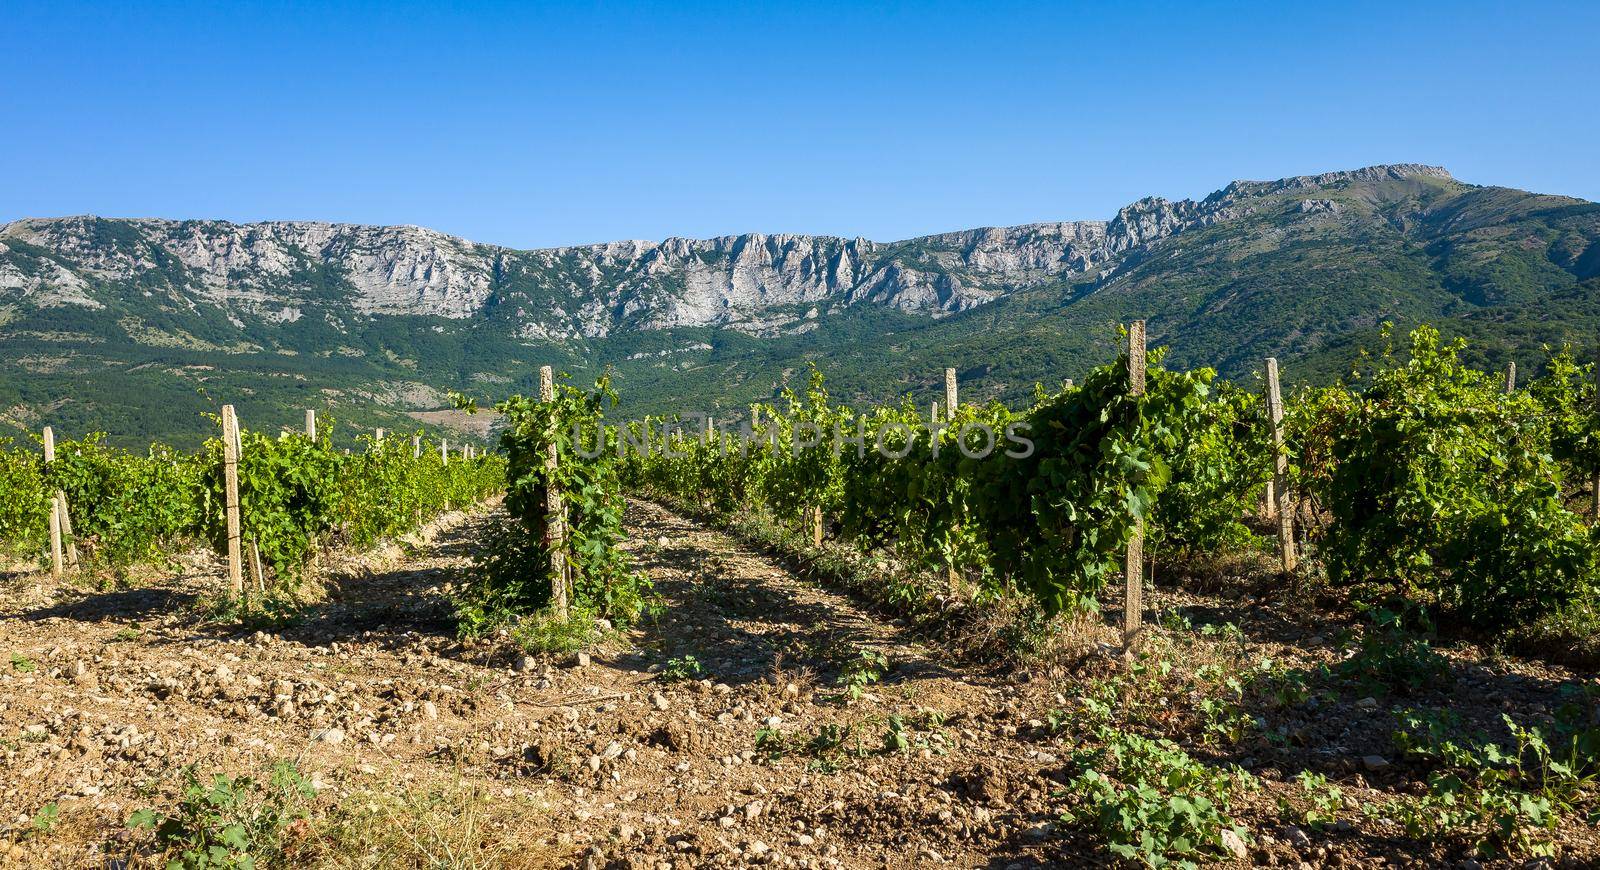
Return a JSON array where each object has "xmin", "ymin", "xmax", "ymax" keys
[
  {"xmin": 0, "ymin": 500, "xmax": 1074, "ymax": 868},
  {"xmin": 4, "ymin": 499, "xmax": 1596, "ymax": 868}
]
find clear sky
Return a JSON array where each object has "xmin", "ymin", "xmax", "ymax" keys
[{"xmin": 3, "ymin": 1, "xmax": 1596, "ymax": 249}]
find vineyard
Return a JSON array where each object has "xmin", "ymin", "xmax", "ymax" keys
[
  {"xmin": 516, "ymin": 323, "xmax": 1600, "ymax": 643},
  {"xmin": 4, "ymin": 325, "xmax": 1600, "ymax": 867},
  {"xmin": 0, "ymin": 410, "xmax": 503, "ymax": 601}
]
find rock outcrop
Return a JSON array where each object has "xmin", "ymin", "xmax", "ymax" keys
[{"xmin": 0, "ymin": 164, "xmax": 1456, "ymax": 339}]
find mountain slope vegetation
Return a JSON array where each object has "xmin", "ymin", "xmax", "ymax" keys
[{"xmin": 2, "ymin": 164, "xmax": 1597, "ymax": 447}]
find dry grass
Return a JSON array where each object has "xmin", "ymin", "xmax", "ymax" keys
[{"xmin": 302, "ymin": 777, "xmax": 557, "ymax": 869}]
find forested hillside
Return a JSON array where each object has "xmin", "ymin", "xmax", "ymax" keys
[{"xmin": 3, "ymin": 164, "xmax": 1597, "ymax": 447}]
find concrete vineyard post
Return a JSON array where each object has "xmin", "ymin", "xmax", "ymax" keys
[
  {"xmin": 412, "ymin": 435, "xmax": 422, "ymax": 458},
  {"xmin": 46, "ymin": 429, "xmax": 80, "ymax": 570},
  {"xmin": 1593, "ymin": 352, "xmax": 1600, "ymax": 522},
  {"xmin": 221, "ymin": 405, "xmax": 244, "ymax": 596},
  {"xmin": 541, "ymin": 365, "xmax": 571, "ymax": 617},
  {"xmin": 1123, "ymin": 321, "xmax": 1146, "ymax": 649},
  {"xmin": 1258, "ymin": 362, "xmax": 1283, "ymax": 520},
  {"xmin": 42, "ymin": 426, "xmax": 63, "ymax": 578},
  {"xmin": 944, "ymin": 367, "xmax": 957, "ymax": 423},
  {"xmin": 375, "ymin": 428, "xmax": 385, "ymax": 447},
  {"xmin": 304, "ymin": 409, "xmax": 316, "ymax": 440},
  {"xmin": 440, "ymin": 437, "xmax": 450, "ymax": 511},
  {"xmin": 1063, "ymin": 378, "xmax": 1074, "ymax": 391},
  {"xmin": 944, "ymin": 367, "xmax": 962, "ymax": 589},
  {"xmin": 57, "ymin": 483, "xmax": 79, "ymax": 569},
  {"xmin": 1265, "ymin": 358, "xmax": 1297, "ymax": 573},
  {"xmin": 1260, "ymin": 364, "xmax": 1276, "ymax": 520},
  {"xmin": 1504, "ymin": 362, "xmax": 1516, "ymax": 396},
  {"xmin": 251, "ymin": 540, "xmax": 266, "ymax": 594}
]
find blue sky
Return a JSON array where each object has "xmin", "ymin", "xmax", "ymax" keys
[{"xmin": 3, "ymin": 1, "xmax": 1596, "ymax": 248}]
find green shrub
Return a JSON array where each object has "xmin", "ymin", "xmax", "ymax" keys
[
  {"xmin": 457, "ymin": 375, "xmax": 649, "ymax": 638},
  {"xmin": 1313, "ymin": 326, "xmax": 1599, "ymax": 629},
  {"xmin": 46, "ymin": 434, "xmax": 203, "ymax": 568},
  {"xmin": 202, "ymin": 427, "xmax": 341, "ymax": 579},
  {"xmin": 1064, "ymin": 726, "xmax": 1252, "ymax": 867},
  {"xmin": 0, "ymin": 437, "xmax": 49, "ymax": 559},
  {"xmin": 624, "ymin": 342, "xmax": 1256, "ymax": 618},
  {"xmin": 1335, "ymin": 610, "xmax": 1452, "ymax": 694},
  {"xmin": 201, "ymin": 421, "xmax": 503, "ymax": 582},
  {"xmin": 1389, "ymin": 708, "xmax": 1594, "ymax": 857},
  {"xmin": 126, "ymin": 762, "xmax": 314, "ymax": 869}
]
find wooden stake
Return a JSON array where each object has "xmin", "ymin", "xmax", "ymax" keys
[
  {"xmin": 1592, "ymin": 352, "xmax": 1600, "ymax": 522},
  {"xmin": 221, "ymin": 405, "xmax": 244, "ymax": 596},
  {"xmin": 944, "ymin": 367, "xmax": 958, "ymax": 423},
  {"xmin": 1504, "ymin": 362, "xmax": 1516, "ymax": 396},
  {"xmin": 541, "ymin": 365, "xmax": 570, "ymax": 617},
  {"xmin": 42, "ymin": 427, "xmax": 63, "ymax": 578},
  {"xmin": 934, "ymin": 369, "xmax": 960, "ymax": 591},
  {"xmin": 1265, "ymin": 358, "xmax": 1297, "ymax": 573},
  {"xmin": 1124, "ymin": 321, "xmax": 1147, "ymax": 649},
  {"xmin": 40, "ymin": 427, "xmax": 80, "ymax": 570},
  {"xmin": 304, "ymin": 409, "xmax": 316, "ymax": 440},
  {"xmin": 57, "ymin": 489, "xmax": 79, "ymax": 569},
  {"xmin": 1260, "ymin": 362, "xmax": 1277, "ymax": 520},
  {"xmin": 251, "ymin": 539, "xmax": 267, "ymax": 594}
]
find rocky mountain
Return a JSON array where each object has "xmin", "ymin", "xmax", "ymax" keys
[
  {"xmin": 0, "ymin": 164, "xmax": 1455, "ymax": 338},
  {"xmin": 3, "ymin": 163, "xmax": 1597, "ymax": 447}
]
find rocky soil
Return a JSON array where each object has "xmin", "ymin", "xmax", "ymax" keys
[{"xmin": 2, "ymin": 498, "xmax": 1597, "ymax": 868}]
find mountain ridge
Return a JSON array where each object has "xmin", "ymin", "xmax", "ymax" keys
[
  {"xmin": 0, "ymin": 162, "xmax": 1461, "ymax": 249},
  {"xmin": 0, "ymin": 163, "xmax": 1467, "ymax": 339},
  {"xmin": 5, "ymin": 162, "xmax": 1599, "ymax": 448}
]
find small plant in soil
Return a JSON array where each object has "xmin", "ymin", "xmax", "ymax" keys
[
  {"xmin": 658, "ymin": 655, "xmax": 705, "ymax": 683},
  {"xmin": 804, "ymin": 721, "xmax": 871, "ymax": 771},
  {"xmin": 834, "ymin": 648, "xmax": 889, "ymax": 701},
  {"xmin": 881, "ymin": 713, "xmax": 950, "ymax": 755},
  {"xmin": 199, "ymin": 590, "xmax": 307, "ymax": 632},
  {"xmin": 1388, "ymin": 707, "xmax": 1596, "ymax": 857},
  {"xmin": 1279, "ymin": 770, "xmax": 1344, "ymax": 831},
  {"xmin": 1196, "ymin": 689, "xmax": 1254, "ymax": 746},
  {"xmin": 1336, "ymin": 609, "xmax": 1451, "ymax": 695},
  {"xmin": 125, "ymin": 761, "xmax": 314, "ymax": 869},
  {"xmin": 1063, "ymin": 726, "xmax": 1253, "ymax": 868},
  {"xmin": 507, "ymin": 607, "xmax": 600, "ymax": 654},
  {"xmin": 1157, "ymin": 608, "xmax": 1194, "ymax": 632},
  {"xmin": 112, "ymin": 624, "xmax": 145, "ymax": 642},
  {"xmin": 754, "ymin": 727, "xmax": 789, "ymax": 760},
  {"xmin": 28, "ymin": 803, "xmax": 59, "ymax": 838},
  {"xmin": 882, "ymin": 715, "xmax": 912, "ymax": 753}
]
